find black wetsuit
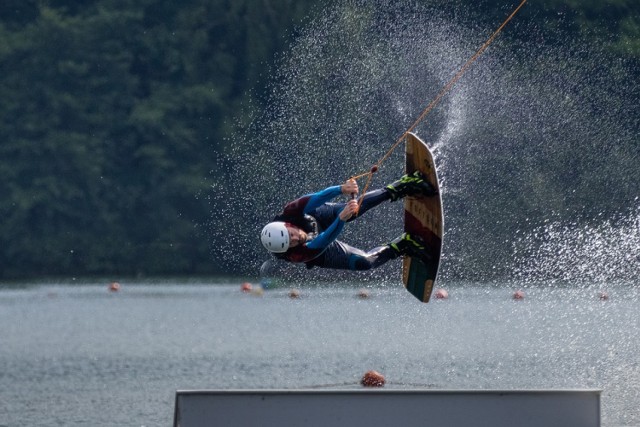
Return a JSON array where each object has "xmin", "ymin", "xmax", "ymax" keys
[{"xmin": 271, "ymin": 186, "xmax": 399, "ymax": 270}]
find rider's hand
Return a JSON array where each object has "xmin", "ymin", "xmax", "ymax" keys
[
  {"xmin": 339, "ymin": 199, "xmax": 359, "ymax": 221},
  {"xmin": 341, "ymin": 179, "xmax": 359, "ymax": 197}
]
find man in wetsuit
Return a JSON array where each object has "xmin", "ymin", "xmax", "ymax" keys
[{"xmin": 260, "ymin": 172, "xmax": 436, "ymax": 270}]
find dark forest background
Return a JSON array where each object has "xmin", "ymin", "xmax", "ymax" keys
[{"xmin": 0, "ymin": 0, "xmax": 638, "ymax": 280}]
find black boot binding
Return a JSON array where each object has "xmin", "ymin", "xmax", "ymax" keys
[{"xmin": 385, "ymin": 171, "xmax": 437, "ymax": 201}]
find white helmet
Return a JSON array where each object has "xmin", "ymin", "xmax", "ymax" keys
[{"xmin": 261, "ymin": 222, "xmax": 290, "ymax": 253}]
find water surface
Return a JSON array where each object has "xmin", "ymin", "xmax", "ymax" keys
[{"xmin": 0, "ymin": 280, "xmax": 638, "ymax": 426}]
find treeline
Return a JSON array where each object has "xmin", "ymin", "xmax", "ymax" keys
[
  {"xmin": 0, "ymin": 0, "xmax": 314, "ymax": 278},
  {"xmin": 0, "ymin": 0, "xmax": 637, "ymax": 279}
]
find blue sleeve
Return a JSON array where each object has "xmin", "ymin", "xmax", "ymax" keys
[
  {"xmin": 302, "ymin": 185, "xmax": 342, "ymax": 214},
  {"xmin": 306, "ymin": 217, "xmax": 345, "ymax": 250}
]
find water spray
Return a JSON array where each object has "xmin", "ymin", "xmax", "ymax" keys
[{"xmin": 350, "ymin": 0, "xmax": 528, "ymax": 211}]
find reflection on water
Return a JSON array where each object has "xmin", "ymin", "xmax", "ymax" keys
[{"xmin": 0, "ymin": 280, "xmax": 638, "ymax": 426}]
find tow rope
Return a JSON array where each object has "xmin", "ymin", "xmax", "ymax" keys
[{"xmin": 350, "ymin": 0, "xmax": 528, "ymax": 212}]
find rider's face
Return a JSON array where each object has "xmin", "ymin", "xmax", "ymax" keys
[{"xmin": 285, "ymin": 224, "xmax": 306, "ymax": 248}]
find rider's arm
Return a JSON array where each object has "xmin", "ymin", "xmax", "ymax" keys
[
  {"xmin": 280, "ymin": 186, "xmax": 341, "ymax": 217},
  {"xmin": 302, "ymin": 186, "xmax": 342, "ymax": 214},
  {"xmin": 305, "ymin": 199, "xmax": 357, "ymax": 250},
  {"xmin": 305, "ymin": 217, "xmax": 345, "ymax": 250}
]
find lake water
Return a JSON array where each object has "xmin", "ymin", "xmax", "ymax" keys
[{"xmin": 0, "ymin": 279, "xmax": 638, "ymax": 426}]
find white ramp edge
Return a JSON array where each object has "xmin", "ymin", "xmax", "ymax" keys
[{"xmin": 174, "ymin": 389, "xmax": 601, "ymax": 427}]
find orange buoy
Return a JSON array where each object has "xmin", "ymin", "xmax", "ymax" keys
[
  {"xmin": 361, "ymin": 370, "xmax": 385, "ymax": 388},
  {"xmin": 289, "ymin": 288, "xmax": 300, "ymax": 299},
  {"xmin": 434, "ymin": 288, "xmax": 448, "ymax": 299},
  {"xmin": 513, "ymin": 289, "xmax": 525, "ymax": 300},
  {"xmin": 240, "ymin": 282, "xmax": 253, "ymax": 292},
  {"xmin": 109, "ymin": 282, "xmax": 120, "ymax": 292}
]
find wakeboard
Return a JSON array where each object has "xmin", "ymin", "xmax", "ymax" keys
[{"xmin": 403, "ymin": 132, "xmax": 443, "ymax": 303}]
